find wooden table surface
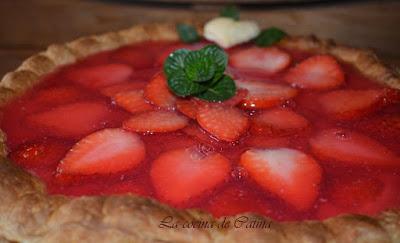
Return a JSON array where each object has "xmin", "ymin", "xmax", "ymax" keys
[{"xmin": 1, "ymin": 0, "xmax": 399, "ymax": 77}]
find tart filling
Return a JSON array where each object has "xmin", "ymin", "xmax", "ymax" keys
[{"xmin": 1, "ymin": 39, "xmax": 399, "ymax": 222}]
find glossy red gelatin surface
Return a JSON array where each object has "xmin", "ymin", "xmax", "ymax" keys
[{"xmin": 1, "ymin": 40, "xmax": 400, "ymax": 221}]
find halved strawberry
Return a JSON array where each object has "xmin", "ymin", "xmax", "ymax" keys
[
  {"xmin": 22, "ymin": 86, "xmax": 87, "ymax": 115},
  {"xmin": 236, "ymin": 80, "xmax": 298, "ymax": 110},
  {"xmin": 113, "ymin": 90, "xmax": 154, "ymax": 114},
  {"xmin": 150, "ymin": 146, "xmax": 231, "ymax": 205},
  {"xmin": 317, "ymin": 175, "xmax": 400, "ymax": 219},
  {"xmin": 27, "ymin": 101, "xmax": 110, "ymax": 138},
  {"xmin": 99, "ymin": 81, "xmax": 147, "ymax": 97},
  {"xmin": 220, "ymin": 88, "xmax": 249, "ymax": 106},
  {"xmin": 111, "ymin": 46, "xmax": 154, "ymax": 69},
  {"xmin": 31, "ymin": 86, "xmax": 84, "ymax": 108},
  {"xmin": 230, "ymin": 47, "xmax": 291, "ymax": 74},
  {"xmin": 123, "ymin": 110, "xmax": 188, "ymax": 133},
  {"xmin": 331, "ymin": 176, "xmax": 384, "ymax": 209},
  {"xmin": 309, "ymin": 128, "xmax": 400, "ymax": 167},
  {"xmin": 176, "ymin": 90, "xmax": 248, "ymax": 120},
  {"xmin": 144, "ymin": 73, "xmax": 176, "ymax": 109},
  {"xmin": 196, "ymin": 105, "xmax": 249, "ymax": 142},
  {"xmin": 383, "ymin": 87, "xmax": 400, "ymax": 104},
  {"xmin": 205, "ymin": 186, "xmax": 273, "ymax": 217},
  {"xmin": 251, "ymin": 108, "xmax": 309, "ymax": 135},
  {"xmin": 57, "ymin": 128, "xmax": 146, "ymax": 175},
  {"xmin": 10, "ymin": 139, "xmax": 70, "ymax": 169},
  {"xmin": 318, "ymin": 89, "xmax": 387, "ymax": 120},
  {"xmin": 285, "ymin": 55, "xmax": 345, "ymax": 90},
  {"xmin": 176, "ymin": 99, "xmax": 199, "ymax": 119},
  {"xmin": 66, "ymin": 64, "xmax": 133, "ymax": 88},
  {"xmin": 130, "ymin": 68, "xmax": 160, "ymax": 83},
  {"xmin": 357, "ymin": 114, "xmax": 400, "ymax": 141},
  {"xmin": 182, "ymin": 124, "xmax": 230, "ymax": 149},
  {"xmin": 240, "ymin": 148, "xmax": 322, "ymax": 210},
  {"xmin": 155, "ymin": 43, "xmax": 189, "ymax": 66},
  {"xmin": 315, "ymin": 203, "xmax": 344, "ymax": 220}
]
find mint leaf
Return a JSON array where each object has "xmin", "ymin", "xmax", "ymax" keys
[
  {"xmin": 202, "ymin": 45, "xmax": 228, "ymax": 81},
  {"xmin": 177, "ymin": 24, "xmax": 200, "ymax": 43},
  {"xmin": 167, "ymin": 71, "xmax": 208, "ymax": 97},
  {"xmin": 184, "ymin": 50, "xmax": 215, "ymax": 82},
  {"xmin": 196, "ymin": 75, "xmax": 236, "ymax": 101},
  {"xmin": 220, "ymin": 5, "xmax": 240, "ymax": 20},
  {"xmin": 255, "ymin": 27, "xmax": 287, "ymax": 47},
  {"xmin": 164, "ymin": 45, "xmax": 236, "ymax": 102},
  {"xmin": 164, "ymin": 49, "xmax": 190, "ymax": 77}
]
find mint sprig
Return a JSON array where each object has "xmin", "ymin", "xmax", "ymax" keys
[
  {"xmin": 196, "ymin": 75, "xmax": 236, "ymax": 101},
  {"xmin": 220, "ymin": 5, "xmax": 240, "ymax": 20},
  {"xmin": 176, "ymin": 23, "xmax": 200, "ymax": 43},
  {"xmin": 202, "ymin": 45, "xmax": 228, "ymax": 82},
  {"xmin": 255, "ymin": 27, "xmax": 287, "ymax": 47},
  {"xmin": 164, "ymin": 49, "xmax": 189, "ymax": 77},
  {"xmin": 163, "ymin": 45, "xmax": 236, "ymax": 101},
  {"xmin": 184, "ymin": 51, "xmax": 216, "ymax": 82},
  {"xmin": 167, "ymin": 71, "xmax": 208, "ymax": 97}
]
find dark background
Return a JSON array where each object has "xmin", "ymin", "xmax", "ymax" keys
[{"xmin": 1, "ymin": 0, "xmax": 399, "ymax": 76}]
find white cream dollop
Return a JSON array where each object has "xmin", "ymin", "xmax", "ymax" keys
[{"xmin": 204, "ymin": 17, "xmax": 260, "ymax": 49}]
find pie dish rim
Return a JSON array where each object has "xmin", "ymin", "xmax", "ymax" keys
[{"xmin": 0, "ymin": 22, "xmax": 399, "ymax": 242}]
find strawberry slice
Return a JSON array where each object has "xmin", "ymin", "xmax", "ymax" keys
[
  {"xmin": 150, "ymin": 146, "xmax": 231, "ymax": 205},
  {"xmin": 205, "ymin": 186, "xmax": 273, "ymax": 217},
  {"xmin": 309, "ymin": 128, "xmax": 400, "ymax": 167},
  {"xmin": 111, "ymin": 46, "xmax": 154, "ymax": 69},
  {"xmin": 130, "ymin": 68, "xmax": 160, "ymax": 83},
  {"xmin": 123, "ymin": 110, "xmax": 188, "ymax": 133},
  {"xmin": 357, "ymin": 114, "xmax": 400, "ymax": 141},
  {"xmin": 144, "ymin": 73, "xmax": 176, "ymax": 109},
  {"xmin": 240, "ymin": 148, "xmax": 322, "ymax": 210},
  {"xmin": 182, "ymin": 124, "xmax": 231, "ymax": 150},
  {"xmin": 318, "ymin": 89, "xmax": 388, "ymax": 120},
  {"xmin": 176, "ymin": 90, "xmax": 248, "ymax": 120},
  {"xmin": 66, "ymin": 64, "xmax": 133, "ymax": 88},
  {"xmin": 10, "ymin": 139, "xmax": 70, "ymax": 169},
  {"xmin": 251, "ymin": 108, "xmax": 309, "ymax": 135},
  {"xmin": 113, "ymin": 90, "xmax": 154, "ymax": 114},
  {"xmin": 31, "ymin": 86, "xmax": 85, "ymax": 108},
  {"xmin": 230, "ymin": 47, "xmax": 291, "ymax": 74},
  {"xmin": 236, "ymin": 80, "xmax": 298, "ymax": 110},
  {"xmin": 317, "ymin": 175, "xmax": 400, "ymax": 219},
  {"xmin": 315, "ymin": 203, "xmax": 344, "ymax": 220},
  {"xmin": 176, "ymin": 99, "xmax": 199, "ymax": 119},
  {"xmin": 57, "ymin": 128, "xmax": 146, "ymax": 175},
  {"xmin": 100, "ymin": 81, "xmax": 147, "ymax": 97},
  {"xmin": 220, "ymin": 88, "xmax": 249, "ymax": 106},
  {"xmin": 27, "ymin": 101, "xmax": 110, "ymax": 138},
  {"xmin": 331, "ymin": 176, "xmax": 384, "ymax": 210},
  {"xmin": 285, "ymin": 55, "xmax": 345, "ymax": 90},
  {"xmin": 23, "ymin": 86, "xmax": 87, "ymax": 115},
  {"xmin": 196, "ymin": 105, "xmax": 249, "ymax": 142},
  {"xmin": 155, "ymin": 43, "xmax": 189, "ymax": 66}
]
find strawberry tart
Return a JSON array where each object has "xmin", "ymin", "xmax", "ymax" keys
[{"xmin": 0, "ymin": 16, "xmax": 399, "ymax": 242}]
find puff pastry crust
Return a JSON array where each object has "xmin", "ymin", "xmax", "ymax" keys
[{"xmin": 0, "ymin": 23, "xmax": 399, "ymax": 243}]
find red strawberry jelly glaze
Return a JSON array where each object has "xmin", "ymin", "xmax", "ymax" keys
[{"xmin": 1, "ymin": 40, "xmax": 400, "ymax": 222}]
